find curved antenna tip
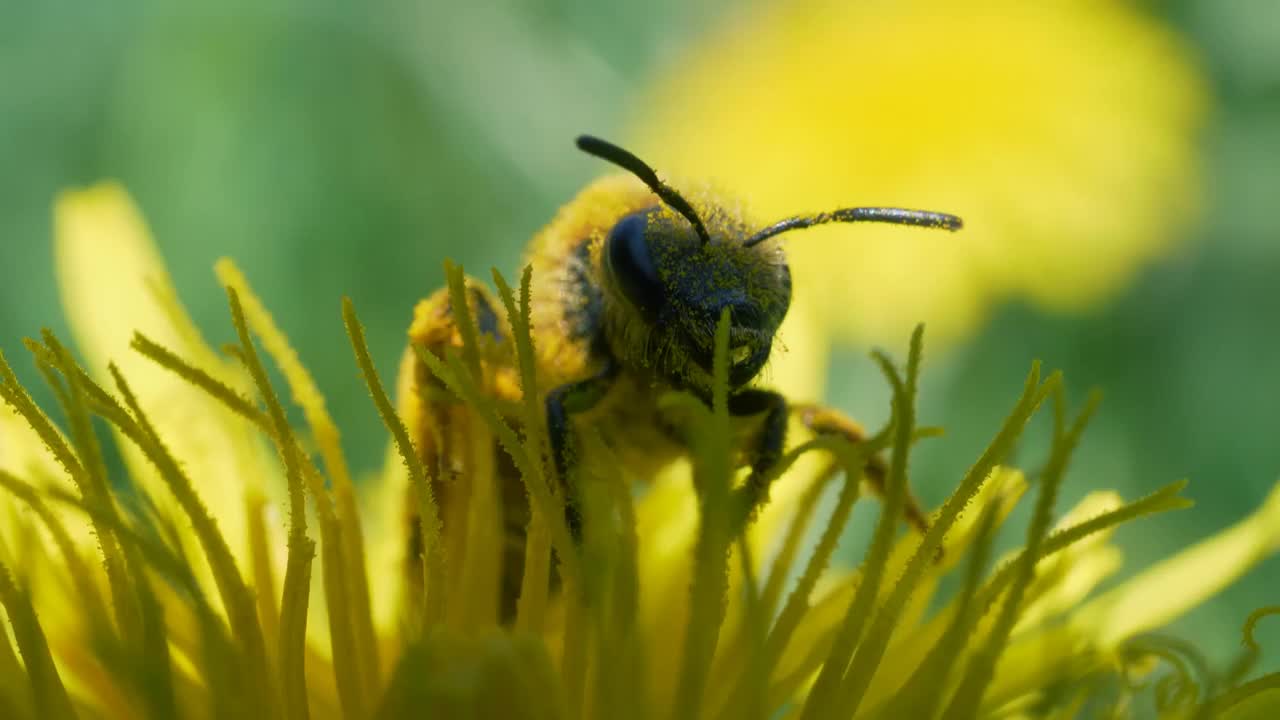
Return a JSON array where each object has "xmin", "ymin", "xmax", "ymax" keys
[
  {"xmin": 574, "ymin": 134, "xmax": 713, "ymax": 245},
  {"xmin": 575, "ymin": 135, "xmax": 605, "ymax": 152}
]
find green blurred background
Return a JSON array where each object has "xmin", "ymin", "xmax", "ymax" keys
[{"xmin": 2, "ymin": 0, "xmax": 1278, "ymax": 673}]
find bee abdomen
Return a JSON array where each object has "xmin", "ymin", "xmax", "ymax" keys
[{"xmin": 397, "ymin": 276, "xmax": 534, "ymax": 624}]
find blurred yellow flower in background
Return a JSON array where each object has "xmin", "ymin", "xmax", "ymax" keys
[
  {"xmin": 637, "ymin": 0, "xmax": 1206, "ymax": 369},
  {"xmin": 2, "ymin": 185, "xmax": 1279, "ymax": 719}
]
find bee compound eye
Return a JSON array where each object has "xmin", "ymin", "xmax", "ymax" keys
[{"xmin": 606, "ymin": 211, "xmax": 665, "ymax": 315}]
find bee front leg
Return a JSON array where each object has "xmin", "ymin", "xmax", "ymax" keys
[
  {"xmin": 546, "ymin": 360, "xmax": 618, "ymax": 541},
  {"xmin": 728, "ymin": 389, "xmax": 790, "ymax": 533},
  {"xmin": 793, "ymin": 403, "xmax": 931, "ymax": 535}
]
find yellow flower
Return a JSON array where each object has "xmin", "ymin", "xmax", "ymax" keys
[
  {"xmin": 635, "ymin": 0, "xmax": 1206, "ymax": 363},
  {"xmin": 1, "ymin": 183, "xmax": 1277, "ymax": 720}
]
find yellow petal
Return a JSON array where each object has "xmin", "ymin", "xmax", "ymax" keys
[
  {"xmin": 1012, "ymin": 491, "xmax": 1127, "ymax": 634},
  {"xmin": 363, "ymin": 443, "xmax": 413, "ymax": 635},
  {"xmin": 1070, "ymin": 479, "xmax": 1280, "ymax": 649},
  {"xmin": 53, "ymin": 182, "xmax": 281, "ymax": 579},
  {"xmin": 632, "ymin": 463, "xmax": 700, "ymax": 712},
  {"xmin": 984, "ymin": 624, "xmax": 1091, "ymax": 715},
  {"xmin": 0, "ymin": 399, "xmax": 64, "ymax": 482},
  {"xmin": 795, "ymin": 469, "xmax": 1025, "ymax": 712},
  {"xmin": 0, "ymin": 401, "xmax": 95, "ymax": 553},
  {"xmin": 768, "ymin": 292, "xmax": 832, "ymax": 402},
  {"xmin": 980, "ymin": 493, "xmax": 1132, "ymax": 710},
  {"xmin": 633, "ymin": 447, "xmax": 826, "ymax": 713}
]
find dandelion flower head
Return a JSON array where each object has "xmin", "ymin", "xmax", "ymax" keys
[
  {"xmin": 636, "ymin": 0, "xmax": 1207, "ymax": 349},
  {"xmin": 1, "ymin": 170, "xmax": 1279, "ymax": 720}
]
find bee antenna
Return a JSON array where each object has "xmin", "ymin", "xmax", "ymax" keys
[
  {"xmin": 576, "ymin": 135, "xmax": 712, "ymax": 246},
  {"xmin": 743, "ymin": 207, "xmax": 963, "ymax": 248}
]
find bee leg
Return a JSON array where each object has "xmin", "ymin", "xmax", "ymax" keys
[
  {"xmin": 546, "ymin": 360, "xmax": 618, "ymax": 541},
  {"xmin": 727, "ymin": 388, "xmax": 790, "ymax": 533},
  {"xmin": 793, "ymin": 403, "xmax": 931, "ymax": 535}
]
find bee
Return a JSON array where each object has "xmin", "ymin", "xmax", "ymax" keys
[{"xmin": 397, "ymin": 136, "xmax": 962, "ymax": 621}]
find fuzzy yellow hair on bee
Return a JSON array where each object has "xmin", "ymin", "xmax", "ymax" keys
[{"xmin": 398, "ymin": 135, "xmax": 962, "ymax": 621}]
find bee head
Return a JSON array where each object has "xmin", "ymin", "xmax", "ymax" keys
[
  {"xmin": 603, "ymin": 203, "xmax": 790, "ymax": 391},
  {"xmin": 577, "ymin": 135, "xmax": 963, "ymax": 395}
]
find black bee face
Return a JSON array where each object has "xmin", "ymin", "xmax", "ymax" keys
[{"xmin": 604, "ymin": 206, "xmax": 791, "ymax": 392}]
